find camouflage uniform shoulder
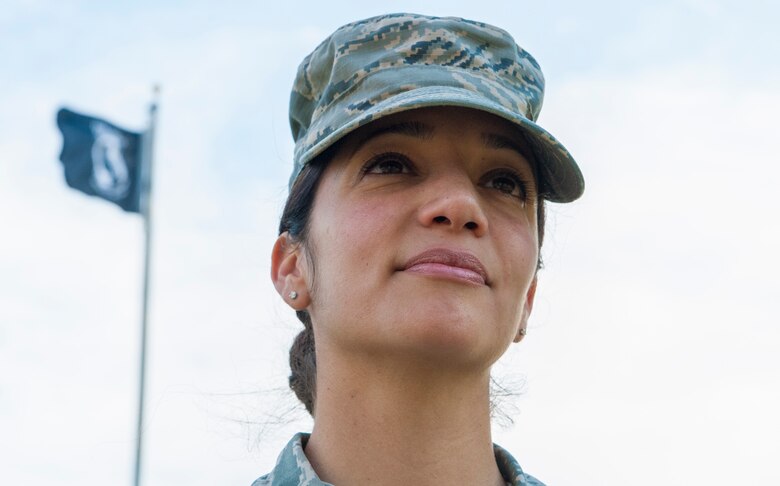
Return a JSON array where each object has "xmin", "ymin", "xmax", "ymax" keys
[
  {"xmin": 251, "ymin": 433, "xmax": 331, "ymax": 486},
  {"xmin": 494, "ymin": 442, "xmax": 547, "ymax": 486}
]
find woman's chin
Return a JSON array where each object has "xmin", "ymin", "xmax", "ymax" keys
[
  {"xmin": 316, "ymin": 286, "xmax": 515, "ymax": 369},
  {"xmin": 415, "ymin": 323, "xmax": 505, "ymax": 366},
  {"xmin": 369, "ymin": 310, "xmax": 510, "ymax": 370}
]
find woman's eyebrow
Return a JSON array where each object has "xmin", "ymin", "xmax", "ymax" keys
[
  {"xmin": 481, "ymin": 132, "xmax": 533, "ymax": 161},
  {"xmin": 349, "ymin": 121, "xmax": 434, "ymax": 157}
]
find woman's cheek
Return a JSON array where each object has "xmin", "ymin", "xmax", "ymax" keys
[{"xmin": 343, "ymin": 197, "xmax": 401, "ymax": 240}]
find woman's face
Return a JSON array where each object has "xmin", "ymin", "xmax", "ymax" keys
[{"xmin": 285, "ymin": 106, "xmax": 539, "ymax": 368}]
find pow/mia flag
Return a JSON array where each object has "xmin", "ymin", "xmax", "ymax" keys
[{"xmin": 56, "ymin": 108, "xmax": 142, "ymax": 213}]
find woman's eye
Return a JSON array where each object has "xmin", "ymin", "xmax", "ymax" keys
[
  {"xmin": 484, "ymin": 170, "xmax": 528, "ymax": 200},
  {"xmin": 363, "ymin": 153, "xmax": 412, "ymax": 175}
]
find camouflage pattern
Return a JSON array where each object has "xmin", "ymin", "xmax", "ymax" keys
[
  {"xmin": 252, "ymin": 433, "xmax": 546, "ymax": 485},
  {"xmin": 288, "ymin": 12, "xmax": 584, "ymax": 203}
]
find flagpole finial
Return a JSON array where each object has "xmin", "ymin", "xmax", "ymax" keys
[{"xmin": 150, "ymin": 84, "xmax": 161, "ymax": 113}]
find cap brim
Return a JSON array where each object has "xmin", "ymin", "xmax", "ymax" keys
[{"xmin": 297, "ymin": 85, "xmax": 584, "ymax": 203}]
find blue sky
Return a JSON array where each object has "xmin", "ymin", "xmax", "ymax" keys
[{"xmin": 1, "ymin": 1, "xmax": 778, "ymax": 484}]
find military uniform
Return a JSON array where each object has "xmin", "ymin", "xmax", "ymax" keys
[{"xmin": 252, "ymin": 433, "xmax": 546, "ymax": 486}]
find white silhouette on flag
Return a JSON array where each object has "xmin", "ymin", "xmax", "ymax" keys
[{"xmin": 89, "ymin": 121, "xmax": 132, "ymax": 200}]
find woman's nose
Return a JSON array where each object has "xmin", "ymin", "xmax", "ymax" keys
[{"xmin": 417, "ymin": 175, "xmax": 488, "ymax": 237}]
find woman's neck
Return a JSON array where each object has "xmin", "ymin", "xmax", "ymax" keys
[{"xmin": 304, "ymin": 350, "xmax": 506, "ymax": 486}]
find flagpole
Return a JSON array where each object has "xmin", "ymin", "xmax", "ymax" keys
[{"xmin": 134, "ymin": 86, "xmax": 159, "ymax": 486}]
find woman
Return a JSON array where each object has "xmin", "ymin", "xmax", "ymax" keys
[{"xmin": 258, "ymin": 13, "xmax": 584, "ymax": 486}]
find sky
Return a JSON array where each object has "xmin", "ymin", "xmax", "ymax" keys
[{"xmin": 1, "ymin": 0, "xmax": 778, "ymax": 484}]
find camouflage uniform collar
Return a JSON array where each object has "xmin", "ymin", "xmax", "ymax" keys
[
  {"xmin": 253, "ymin": 432, "xmax": 546, "ymax": 485},
  {"xmin": 252, "ymin": 433, "xmax": 327, "ymax": 485}
]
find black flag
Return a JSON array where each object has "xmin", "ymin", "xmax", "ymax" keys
[{"xmin": 56, "ymin": 108, "xmax": 143, "ymax": 213}]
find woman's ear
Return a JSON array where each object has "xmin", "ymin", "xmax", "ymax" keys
[
  {"xmin": 514, "ymin": 277, "xmax": 538, "ymax": 343},
  {"xmin": 271, "ymin": 232, "xmax": 311, "ymax": 309}
]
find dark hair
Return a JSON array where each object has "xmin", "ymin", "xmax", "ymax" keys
[
  {"xmin": 280, "ymin": 155, "xmax": 330, "ymax": 415},
  {"xmin": 279, "ymin": 149, "xmax": 547, "ymax": 416}
]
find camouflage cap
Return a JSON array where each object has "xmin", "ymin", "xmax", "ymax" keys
[{"xmin": 289, "ymin": 12, "xmax": 584, "ymax": 203}]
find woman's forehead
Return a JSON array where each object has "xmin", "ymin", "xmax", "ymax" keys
[{"xmin": 339, "ymin": 106, "xmax": 536, "ymax": 161}]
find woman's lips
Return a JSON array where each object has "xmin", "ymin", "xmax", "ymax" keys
[{"xmin": 401, "ymin": 248, "xmax": 488, "ymax": 286}]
